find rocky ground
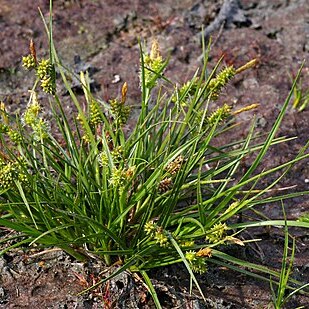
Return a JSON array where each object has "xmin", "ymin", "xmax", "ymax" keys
[{"xmin": 0, "ymin": 0, "xmax": 308, "ymax": 308}]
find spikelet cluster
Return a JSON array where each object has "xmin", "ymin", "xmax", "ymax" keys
[
  {"xmin": 0, "ymin": 158, "xmax": 28, "ymax": 190},
  {"xmin": 22, "ymin": 91, "xmax": 49, "ymax": 141},
  {"xmin": 89, "ymin": 100, "xmax": 103, "ymax": 126},
  {"xmin": 206, "ymin": 222, "xmax": 228, "ymax": 244},
  {"xmin": 98, "ymin": 151, "xmax": 108, "ymax": 167},
  {"xmin": 111, "ymin": 146, "xmax": 123, "ymax": 164},
  {"xmin": 109, "ymin": 82, "xmax": 130, "ymax": 127},
  {"xmin": 22, "ymin": 54, "xmax": 36, "ymax": 70},
  {"xmin": 110, "ymin": 99, "xmax": 130, "ymax": 127},
  {"xmin": 22, "ymin": 40, "xmax": 56, "ymax": 94},
  {"xmin": 23, "ymin": 95, "xmax": 41, "ymax": 126},
  {"xmin": 0, "ymin": 124, "xmax": 9, "ymax": 133},
  {"xmin": 208, "ymin": 66, "xmax": 236, "ymax": 100},
  {"xmin": 0, "ymin": 103, "xmax": 22, "ymax": 144},
  {"xmin": 165, "ymin": 155, "xmax": 185, "ymax": 175},
  {"xmin": 8, "ymin": 130, "xmax": 22, "ymax": 144},
  {"xmin": 158, "ymin": 156, "xmax": 185, "ymax": 193},
  {"xmin": 36, "ymin": 59, "xmax": 56, "ymax": 94},
  {"xmin": 206, "ymin": 103, "xmax": 232, "ymax": 126},
  {"xmin": 158, "ymin": 177, "xmax": 173, "ymax": 193},
  {"xmin": 109, "ymin": 165, "xmax": 135, "ymax": 192},
  {"xmin": 110, "ymin": 167, "xmax": 126, "ymax": 187},
  {"xmin": 144, "ymin": 221, "xmax": 169, "ymax": 247},
  {"xmin": 144, "ymin": 221, "xmax": 157, "ymax": 235},
  {"xmin": 99, "ymin": 146, "xmax": 125, "ymax": 167},
  {"xmin": 185, "ymin": 250, "xmax": 208, "ymax": 274},
  {"xmin": 141, "ymin": 39, "xmax": 165, "ymax": 89}
]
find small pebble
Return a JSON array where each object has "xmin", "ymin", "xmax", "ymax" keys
[
  {"xmin": 0, "ymin": 287, "xmax": 5, "ymax": 298},
  {"xmin": 112, "ymin": 74, "xmax": 121, "ymax": 84}
]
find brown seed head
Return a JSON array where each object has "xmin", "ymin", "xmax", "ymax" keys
[
  {"xmin": 232, "ymin": 103, "xmax": 260, "ymax": 115},
  {"xmin": 121, "ymin": 82, "xmax": 128, "ymax": 104},
  {"xmin": 236, "ymin": 59, "xmax": 258, "ymax": 74},
  {"xmin": 150, "ymin": 39, "xmax": 160, "ymax": 60},
  {"xmin": 196, "ymin": 247, "xmax": 212, "ymax": 258},
  {"xmin": 29, "ymin": 39, "xmax": 37, "ymax": 64}
]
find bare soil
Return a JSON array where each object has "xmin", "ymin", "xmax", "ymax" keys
[{"xmin": 0, "ymin": 0, "xmax": 308, "ymax": 308}]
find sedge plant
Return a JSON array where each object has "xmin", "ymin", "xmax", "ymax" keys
[
  {"xmin": 269, "ymin": 207, "xmax": 309, "ymax": 309},
  {"xmin": 291, "ymin": 75, "xmax": 309, "ymax": 112},
  {"xmin": 0, "ymin": 2, "xmax": 308, "ymax": 307}
]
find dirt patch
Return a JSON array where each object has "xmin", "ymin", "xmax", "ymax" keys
[{"xmin": 0, "ymin": 0, "xmax": 308, "ymax": 307}]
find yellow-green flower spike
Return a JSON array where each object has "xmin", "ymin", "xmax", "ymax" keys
[
  {"xmin": 154, "ymin": 230, "xmax": 169, "ymax": 247},
  {"xmin": 36, "ymin": 59, "xmax": 52, "ymax": 79},
  {"xmin": 185, "ymin": 250, "xmax": 208, "ymax": 274},
  {"xmin": 0, "ymin": 124, "xmax": 9, "ymax": 133},
  {"xmin": 110, "ymin": 99, "xmax": 131, "ymax": 127},
  {"xmin": 144, "ymin": 221, "xmax": 157, "ymax": 235},
  {"xmin": 206, "ymin": 103, "xmax": 232, "ymax": 126},
  {"xmin": 191, "ymin": 258, "xmax": 207, "ymax": 274},
  {"xmin": 89, "ymin": 100, "xmax": 102, "ymax": 126},
  {"xmin": 0, "ymin": 162, "xmax": 16, "ymax": 189},
  {"xmin": 206, "ymin": 222, "xmax": 228, "ymax": 243},
  {"xmin": 208, "ymin": 66, "xmax": 236, "ymax": 100},
  {"xmin": 8, "ymin": 130, "xmax": 22, "ymax": 144},
  {"xmin": 111, "ymin": 146, "xmax": 124, "ymax": 163},
  {"xmin": 0, "ymin": 159, "xmax": 28, "ymax": 190},
  {"xmin": 40, "ymin": 76, "xmax": 56, "ymax": 95},
  {"xmin": 23, "ymin": 92, "xmax": 41, "ymax": 126},
  {"xmin": 98, "ymin": 152, "xmax": 108, "ymax": 167},
  {"xmin": 185, "ymin": 250, "xmax": 197, "ymax": 262},
  {"xmin": 37, "ymin": 59, "xmax": 56, "ymax": 94},
  {"xmin": 22, "ymin": 54, "xmax": 36, "ymax": 70},
  {"xmin": 141, "ymin": 39, "xmax": 165, "ymax": 89},
  {"xmin": 109, "ymin": 167, "xmax": 129, "ymax": 189}
]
